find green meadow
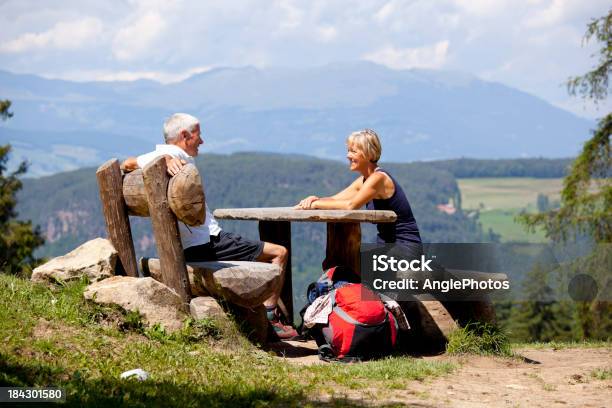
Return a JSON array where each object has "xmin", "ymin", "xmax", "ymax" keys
[
  {"xmin": 457, "ymin": 178, "xmax": 564, "ymax": 243},
  {"xmin": 0, "ymin": 274, "xmax": 455, "ymax": 407}
]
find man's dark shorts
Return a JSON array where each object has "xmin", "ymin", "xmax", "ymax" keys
[{"xmin": 184, "ymin": 231, "xmax": 265, "ymax": 262}]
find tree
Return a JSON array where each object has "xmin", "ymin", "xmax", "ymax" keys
[
  {"xmin": 519, "ymin": 9, "xmax": 611, "ymax": 243},
  {"xmin": 517, "ymin": 10, "xmax": 611, "ymax": 341},
  {"xmin": 567, "ymin": 11, "xmax": 612, "ymax": 101},
  {"xmin": 509, "ymin": 262, "xmax": 575, "ymax": 342},
  {"xmin": 0, "ymin": 99, "xmax": 44, "ymax": 275}
]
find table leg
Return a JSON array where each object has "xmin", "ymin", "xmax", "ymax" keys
[
  {"xmin": 323, "ymin": 222, "xmax": 361, "ymax": 274},
  {"xmin": 258, "ymin": 221, "xmax": 293, "ymax": 322}
]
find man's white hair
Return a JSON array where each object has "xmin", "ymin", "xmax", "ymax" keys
[{"xmin": 163, "ymin": 113, "xmax": 200, "ymax": 143}]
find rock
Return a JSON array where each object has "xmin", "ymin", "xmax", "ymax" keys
[
  {"xmin": 32, "ymin": 238, "xmax": 117, "ymax": 284},
  {"xmin": 417, "ymin": 298, "xmax": 458, "ymax": 338},
  {"xmin": 190, "ymin": 296, "xmax": 226, "ymax": 320},
  {"xmin": 189, "ymin": 296, "xmax": 269, "ymax": 344},
  {"xmin": 398, "ymin": 296, "xmax": 458, "ymax": 353},
  {"xmin": 83, "ymin": 276, "xmax": 187, "ymax": 332},
  {"xmin": 143, "ymin": 258, "xmax": 281, "ymax": 308},
  {"xmin": 227, "ymin": 304, "xmax": 269, "ymax": 345}
]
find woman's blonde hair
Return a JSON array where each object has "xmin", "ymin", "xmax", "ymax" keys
[{"xmin": 346, "ymin": 129, "xmax": 382, "ymax": 163}]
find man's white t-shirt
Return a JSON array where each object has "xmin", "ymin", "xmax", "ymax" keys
[{"xmin": 136, "ymin": 144, "xmax": 222, "ymax": 248}]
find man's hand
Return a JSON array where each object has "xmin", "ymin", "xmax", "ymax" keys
[
  {"xmin": 120, "ymin": 157, "xmax": 139, "ymax": 173},
  {"xmin": 294, "ymin": 195, "xmax": 320, "ymax": 209},
  {"xmin": 165, "ymin": 156, "xmax": 187, "ymax": 176}
]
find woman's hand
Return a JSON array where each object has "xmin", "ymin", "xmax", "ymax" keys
[{"xmin": 294, "ymin": 195, "xmax": 320, "ymax": 209}]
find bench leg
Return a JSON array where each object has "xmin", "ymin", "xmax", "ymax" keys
[
  {"xmin": 142, "ymin": 156, "xmax": 192, "ymax": 305},
  {"xmin": 324, "ymin": 222, "xmax": 361, "ymax": 274},
  {"xmin": 96, "ymin": 159, "xmax": 138, "ymax": 278},
  {"xmin": 258, "ymin": 221, "xmax": 293, "ymax": 323}
]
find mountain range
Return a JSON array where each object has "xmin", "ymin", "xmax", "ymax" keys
[{"xmin": 0, "ymin": 62, "xmax": 594, "ymax": 176}]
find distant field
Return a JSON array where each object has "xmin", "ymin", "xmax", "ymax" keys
[
  {"xmin": 478, "ymin": 209, "xmax": 548, "ymax": 243},
  {"xmin": 457, "ymin": 178, "xmax": 563, "ymax": 243},
  {"xmin": 457, "ymin": 177, "xmax": 563, "ymax": 210}
]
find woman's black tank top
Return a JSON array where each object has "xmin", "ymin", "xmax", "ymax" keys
[{"xmin": 365, "ymin": 168, "xmax": 422, "ymax": 244}]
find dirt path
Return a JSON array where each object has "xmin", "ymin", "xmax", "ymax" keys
[
  {"xmin": 396, "ymin": 347, "xmax": 611, "ymax": 408},
  {"xmin": 270, "ymin": 342, "xmax": 611, "ymax": 407}
]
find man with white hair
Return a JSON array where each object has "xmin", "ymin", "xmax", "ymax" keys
[{"xmin": 122, "ymin": 113, "xmax": 297, "ymax": 339}]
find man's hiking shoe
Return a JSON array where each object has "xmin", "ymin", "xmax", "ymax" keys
[
  {"xmin": 267, "ymin": 306, "xmax": 298, "ymax": 340},
  {"xmin": 270, "ymin": 320, "xmax": 299, "ymax": 339}
]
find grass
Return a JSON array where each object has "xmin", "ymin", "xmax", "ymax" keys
[
  {"xmin": 446, "ymin": 322, "xmax": 512, "ymax": 356},
  {"xmin": 477, "ymin": 209, "xmax": 548, "ymax": 243},
  {"xmin": 511, "ymin": 340, "xmax": 612, "ymax": 350},
  {"xmin": 590, "ymin": 368, "xmax": 612, "ymax": 380},
  {"xmin": 457, "ymin": 178, "xmax": 563, "ymax": 211},
  {"xmin": 0, "ymin": 273, "xmax": 456, "ymax": 407},
  {"xmin": 457, "ymin": 178, "xmax": 566, "ymax": 243},
  {"xmin": 527, "ymin": 373, "xmax": 557, "ymax": 391},
  {"xmin": 307, "ymin": 358, "xmax": 455, "ymax": 390}
]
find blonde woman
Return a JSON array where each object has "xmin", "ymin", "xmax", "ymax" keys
[{"xmin": 296, "ymin": 129, "xmax": 422, "ymax": 247}]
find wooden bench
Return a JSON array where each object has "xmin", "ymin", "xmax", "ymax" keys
[
  {"xmin": 95, "ymin": 157, "xmax": 281, "ymax": 311},
  {"xmin": 141, "ymin": 258, "xmax": 280, "ymax": 308}
]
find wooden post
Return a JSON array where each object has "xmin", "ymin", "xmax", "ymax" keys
[
  {"xmin": 258, "ymin": 221, "xmax": 293, "ymax": 322},
  {"xmin": 96, "ymin": 159, "xmax": 138, "ymax": 277},
  {"xmin": 123, "ymin": 164, "xmax": 206, "ymax": 226},
  {"xmin": 142, "ymin": 156, "xmax": 192, "ymax": 304},
  {"xmin": 323, "ymin": 222, "xmax": 361, "ymax": 274}
]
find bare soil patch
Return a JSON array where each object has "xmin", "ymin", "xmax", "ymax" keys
[
  {"xmin": 395, "ymin": 347, "xmax": 611, "ymax": 407},
  {"xmin": 272, "ymin": 342, "xmax": 611, "ymax": 407}
]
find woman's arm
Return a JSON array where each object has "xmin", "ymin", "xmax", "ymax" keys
[
  {"xmin": 296, "ymin": 177, "xmax": 361, "ymax": 209},
  {"xmin": 307, "ymin": 173, "xmax": 386, "ymax": 210},
  {"xmin": 330, "ymin": 178, "xmax": 362, "ymax": 200}
]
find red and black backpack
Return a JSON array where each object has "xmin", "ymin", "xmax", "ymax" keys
[{"xmin": 302, "ymin": 267, "xmax": 399, "ymax": 362}]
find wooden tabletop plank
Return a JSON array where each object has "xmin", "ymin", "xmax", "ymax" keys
[{"xmin": 213, "ymin": 207, "xmax": 396, "ymax": 223}]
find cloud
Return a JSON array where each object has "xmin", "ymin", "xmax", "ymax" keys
[
  {"xmin": 112, "ymin": 12, "xmax": 167, "ymax": 61},
  {"xmin": 523, "ymin": 0, "xmax": 566, "ymax": 28},
  {"xmin": 363, "ymin": 41, "xmax": 450, "ymax": 70},
  {"xmin": 278, "ymin": 1, "xmax": 303, "ymax": 30},
  {"xmin": 374, "ymin": 1, "xmax": 397, "ymax": 23},
  {"xmin": 451, "ymin": 0, "xmax": 510, "ymax": 17},
  {"xmin": 316, "ymin": 25, "xmax": 337, "ymax": 42},
  {"xmin": 95, "ymin": 66, "xmax": 213, "ymax": 83},
  {"xmin": 0, "ymin": 0, "xmax": 610, "ymax": 118},
  {"xmin": 40, "ymin": 66, "xmax": 214, "ymax": 83},
  {"xmin": 0, "ymin": 17, "xmax": 103, "ymax": 53}
]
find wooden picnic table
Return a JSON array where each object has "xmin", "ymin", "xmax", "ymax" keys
[{"xmin": 213, "ymin": 207, "xmax": 396, "ymax": 320}]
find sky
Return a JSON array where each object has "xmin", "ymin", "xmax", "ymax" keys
[{"xmin": 0, "ymin": 0, "xmax": 610, "ymax": 119}]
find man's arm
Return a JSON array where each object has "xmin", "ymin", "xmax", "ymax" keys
[{"xmin": 120, "ymin": 155, "xmax": 186, "ymax": 176}]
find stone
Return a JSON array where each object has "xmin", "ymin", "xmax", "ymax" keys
[
  {"xmin": 398, "ymin": 296, "xmax": 459, "ymax": 353},
  {"xmin": 227, "ymin": 304, "xmax": 269, "ymax": 345},
  {"xmin": 417, "ymin": 299, "xmax": 459, "ymax": 338},
  {"xmin": 83, "ymin": 276, "xmax": 187, "ymax": 332},
  {"xmin": 190, "ymin": 296, "xmax": 226, "ymax": 320},
  {"xmin": 144, "ymin": 258, "xmax": 281, "ymax": 308},
  {"xmin": 189, "ymin": 297, "xmax": 269, "ymax": 344},
  {"xmin": 32, "ymin": 238, "xmax": 117, "ymax": 284}
]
